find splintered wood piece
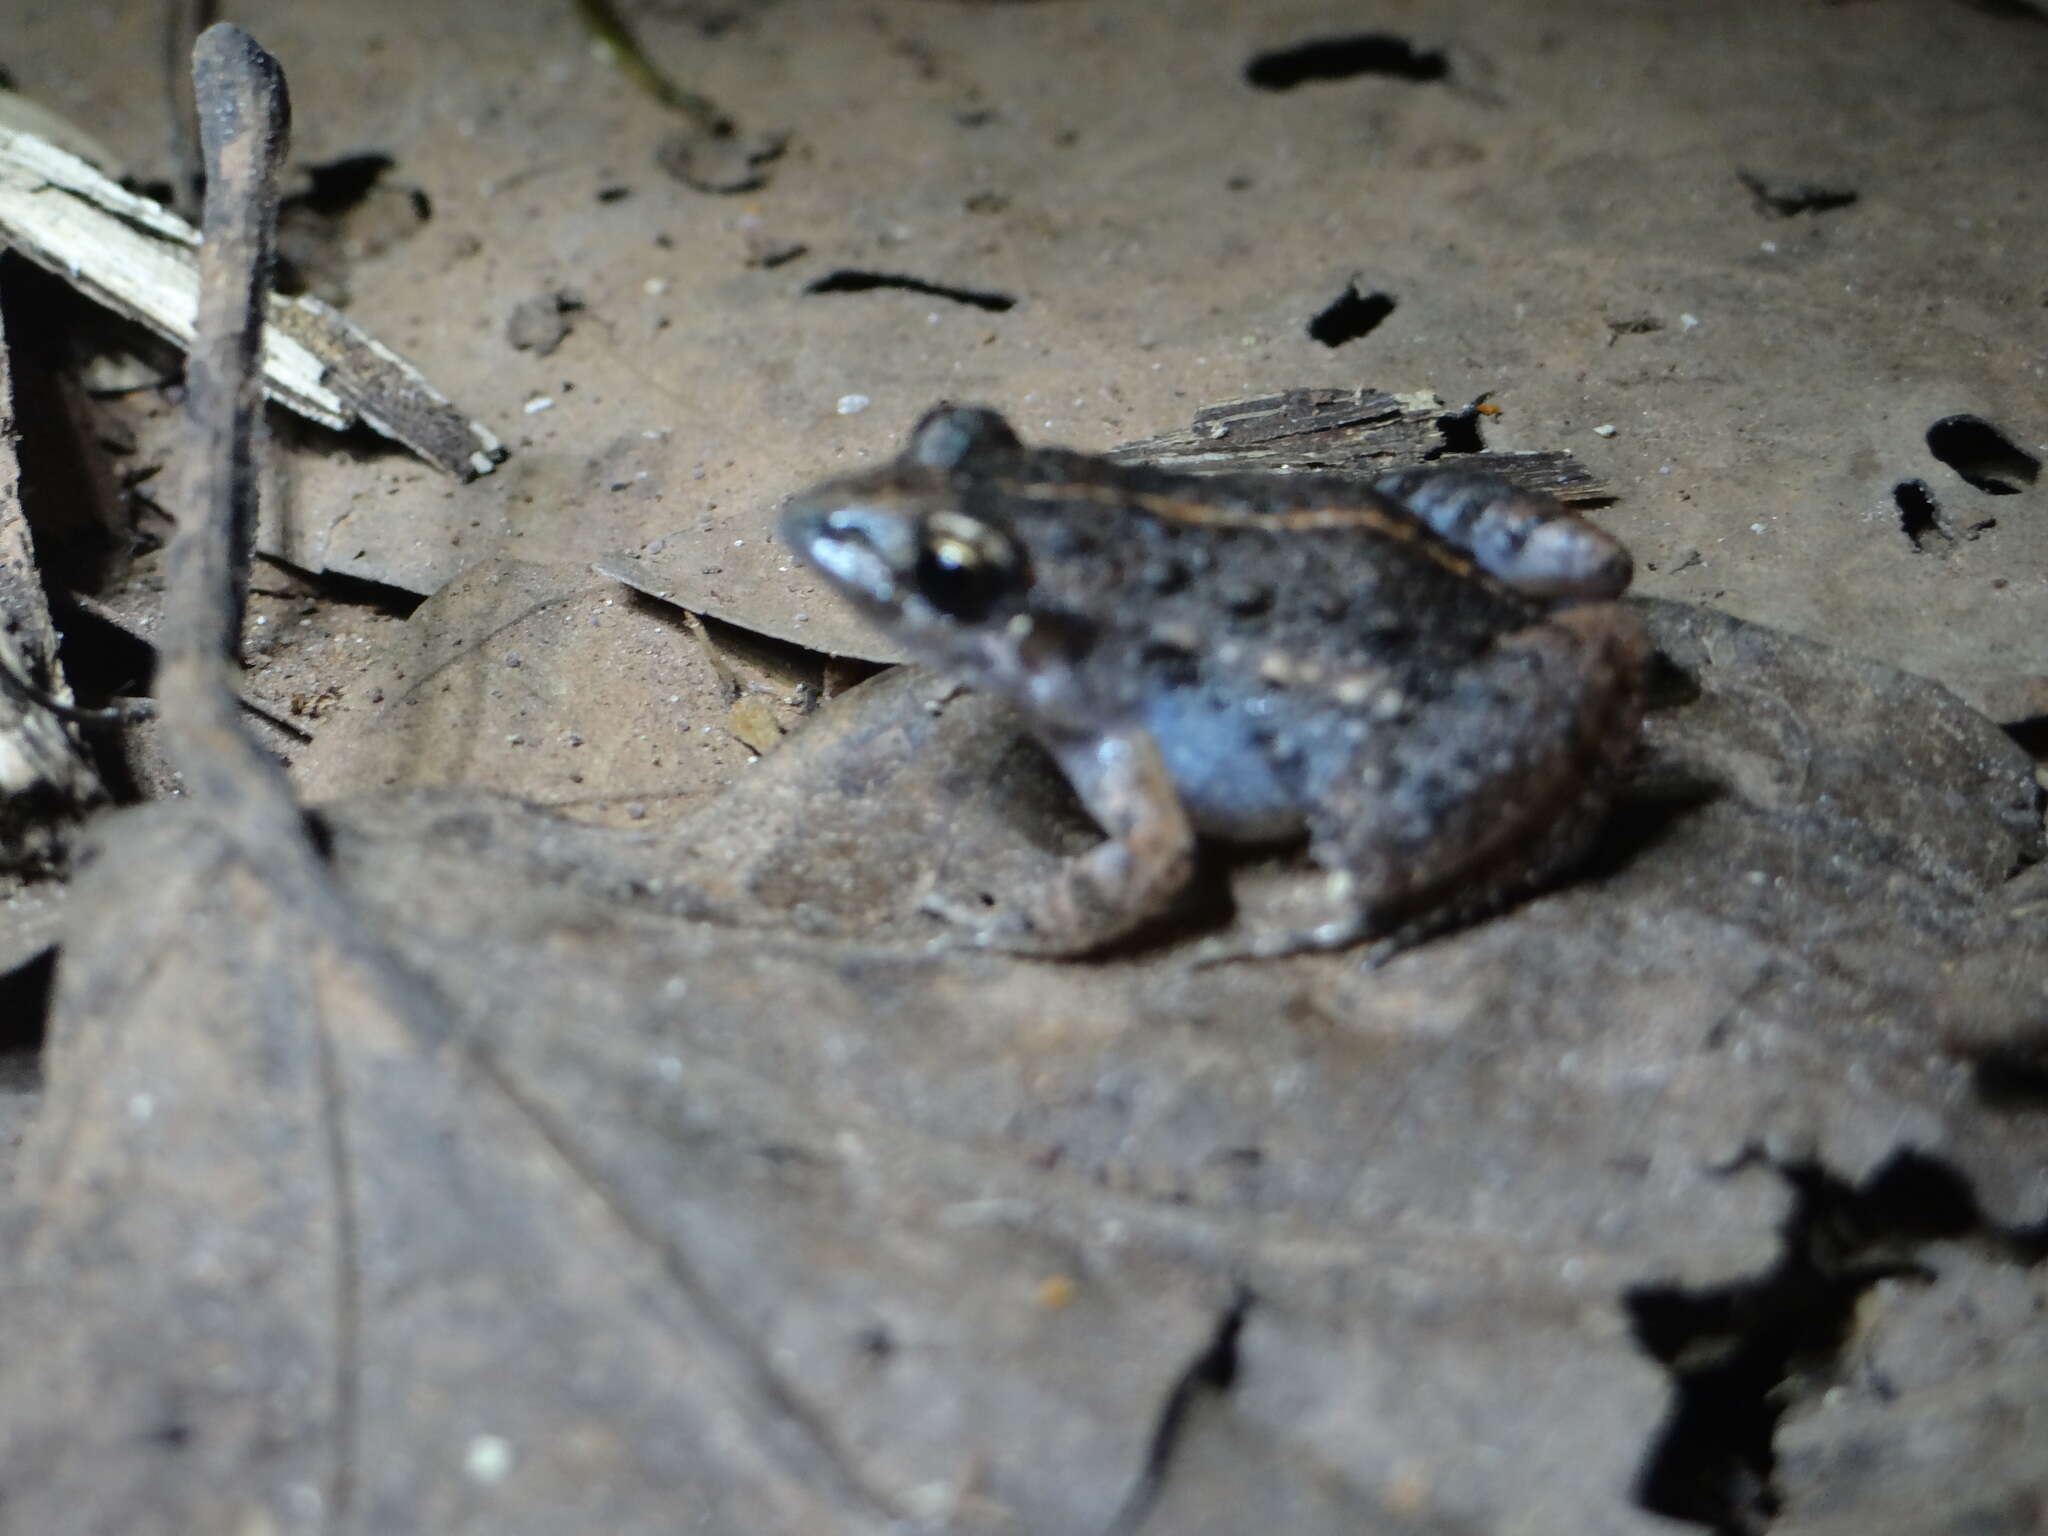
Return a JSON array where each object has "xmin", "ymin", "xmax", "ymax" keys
[
  {"xmin": 1108, "ymin": 386, "xmax": 1604, "ymax": 500},
  {"xmin": 0, "ymin": 121, "xmax": 503, "ymax": 479}
]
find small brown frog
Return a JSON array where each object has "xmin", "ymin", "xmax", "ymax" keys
[{"xmin": 781, "ymin": 405, "xmax": 1647, "ymax": 959}]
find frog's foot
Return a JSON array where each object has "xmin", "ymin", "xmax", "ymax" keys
[
  {"xmin": 943, "ymin": 726, "xmax": 1196, "ymax": 954},
  {"xmin": 916, "ymin": 888, "xmax": 1076, "ymax": 957},
  {"xmin": 915, "ymin": 722, "xmax": 1200, "ymax": 957},
  {"xmin": 1182, "ymin": 916, "xmax": 1375, "ymax": 967},
  {"xmin": 1178, "ymin": 869, "xmax": 1381, "ymax": 968},
  {"xmin": 918, "ymin": 821, "xmax": 1198, "ymax": 958},
  {"xmin": 1182, "ymin": 902, "xmax": 1469, "ymax": 970}
]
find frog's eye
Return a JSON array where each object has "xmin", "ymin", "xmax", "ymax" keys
[
  {"xmin": 907, "ymin": 405, "xmax": 1021, "ymax": 470},
  {"xmin": 915, "ymin": 512, "xmax": 1022, "ymax": 621}
]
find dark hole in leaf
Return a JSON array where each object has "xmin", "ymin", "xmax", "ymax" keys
[
  {"xmin": 273, "ymin": 153, "xmax": 429, "ymax": 301},
  {"xmin": 1306, "ymin": 283, "xmax": 1395, "ymax": 348},
  {"xmin": 1736, "ymin": 170, "xmax": 1859, "ymax": 218},
  {"xmin": 1434, "ymin": 407, "xmax": 1485, "ymax": 455},
  {"xmin": 302, "ymin": 806, "xmax": 339, "ymax": 863},
  {"xmin": 1607, "ymin": 314, "xmax": 1666, "ymax": 338},
  {"xmin": 1893, "ymin": 479, "xmax": 1948, "ymax": 550},
  {"xmin": 1627, "ymin": 1150, "xmax": 1997, "ymax": 1532},
  {"xmin": 804, "ymin": 270, "xmax": 1016, "ymax": 313},
  {"xmin": 1926, "ymin": 414, "xmax": 2040, "ymax": 495},
  {"xmin": 287, "ymin": 153, "xmax": 403, "ymax": 216},
  {"xmin": 1245, "ymin": 34, "xmax": 1449, "ymax": 91}
]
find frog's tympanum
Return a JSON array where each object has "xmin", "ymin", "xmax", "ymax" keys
[{"xmin": 781, "ymin": 405, "xmax": 1647, "ymax": 959}]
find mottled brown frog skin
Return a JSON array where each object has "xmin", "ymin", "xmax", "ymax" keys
[{"xmin": 781, "ymin": 405, "xmax": 1648, "ymax": 959}]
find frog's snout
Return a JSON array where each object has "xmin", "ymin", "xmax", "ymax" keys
[{"xmin": 780, "ymin": 488, "xmax": 922, "ymax": 607}]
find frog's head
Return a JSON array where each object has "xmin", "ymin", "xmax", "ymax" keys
[
  {"xmin": 781, "ymin": 474, "xmax": 1030, "ymax": 636},
  {"xmin": 783, "ymin": 404, "xmax": 1105, "ymax": 713},
  {"xmin": 781, "ymin": 436, "xmax": 1036, "ymax": 669}
]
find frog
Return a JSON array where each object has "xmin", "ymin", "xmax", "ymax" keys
[{"xmin": 779, "ymin": 404, "xmax": 1648, "ymax": 961}]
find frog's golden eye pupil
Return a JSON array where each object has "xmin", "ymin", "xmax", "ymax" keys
[{"xmin": 916, "ymin": 517, "xmax": 1017, "ymax": 621}]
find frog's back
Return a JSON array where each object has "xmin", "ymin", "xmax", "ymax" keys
[
  {"xmin": 950, "ymin": 451, "xmax": 1549, "ymax": 839},
  {"xmin": 969, "ymin": 451, "xmax": 1548, "ymax": 693}
]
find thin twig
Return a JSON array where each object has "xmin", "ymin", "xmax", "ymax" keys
[
  {"xmin": 573, "ymin": 0, "xmax": 732, "ymax": 135},
  {"xmin": 156, "ymin": 23, "xmax": 299, "ymax": 822}
]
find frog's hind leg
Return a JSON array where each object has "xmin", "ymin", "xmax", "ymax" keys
[
  {"xmin": 1191, "ymin": 604, "xmax": 1648, "ymax": 965},
  {"xmin": 1371, "ymin": 466, "xmax": 1634, "ymax": 600},
  {"xmin": 923, "ymin": 721, "xmax": 1201, "ymax": 957}
]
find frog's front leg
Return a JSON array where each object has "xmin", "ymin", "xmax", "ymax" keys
[
  {"xmin": 924, "ymin": 722, "xmax": 1198, "ymax": 956},
  {"xmin": 1190, "ymin": 603, "xmax": 1648, "ymax": 965}
]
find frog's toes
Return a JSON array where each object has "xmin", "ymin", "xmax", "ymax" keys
[
  {"xmin": 918, "ymin": 887, "xmax": 1002, "ymax": 933},
  {"xmin": 917, "ymin": 888, "xmax": 1055, "ymax": 954},
  {"xmin": 1182, "ymin": 912, "xmax": 1379, "ymax": 968}
]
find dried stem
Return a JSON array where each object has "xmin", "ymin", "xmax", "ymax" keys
[{"xmin": 156, "ymin": 23, "xmax": 298, "ymax": 821}]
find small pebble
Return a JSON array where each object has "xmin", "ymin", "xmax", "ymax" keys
[
  {"xmin": 463, "ymin": 1435, "xmax": 513, "ymax": 1485},
  {"xmin": 836, "ymin": 393, "xmax": 871, "ymax": 415}
]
